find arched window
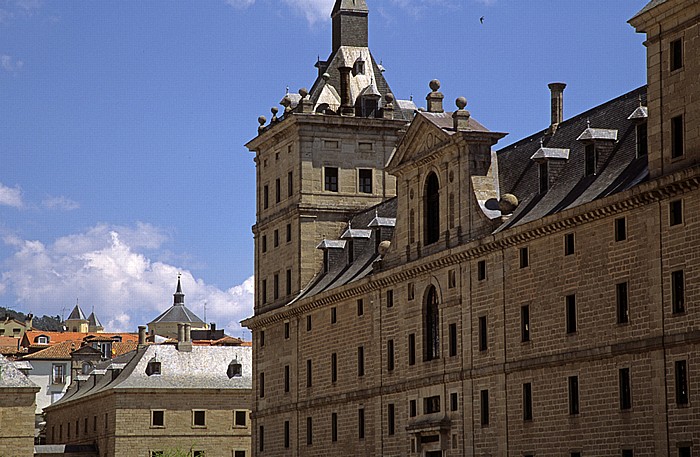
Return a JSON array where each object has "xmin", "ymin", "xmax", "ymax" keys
[
  {"xmin": 424, "ymin": 172, "xmax": 440, "ymax": 245},
  {"xmin": 424, "ymin": 286, "xmax": 440, "ymax": 361}
]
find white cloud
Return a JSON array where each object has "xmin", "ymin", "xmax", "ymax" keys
[
  {"xmin": 0, "ymin": 182, "xmax": 23, "ymax": 207},
  {"xmin": 281, "ymin": 0, "xmax": 334, "ymax": 25},
  {"xmin": 1, "ymin": 54, "xmax": 24, "ymax": 73},
  {"xmin": 224, "ymin": 0, "xmax": 255, "ymax": 9},
  {"xmin": 42, "ymin": 195, "xmax": 80, "ymax": 211},
  {"xmin": 0, "ymin": 224, "xmax": 254, "ymax": 336},
  {"xmin": 15, "ymin": 0, "xmax": 41, "ymax": 12}
]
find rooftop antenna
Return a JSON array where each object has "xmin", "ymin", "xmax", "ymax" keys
[
  {"xmin": 286, "ymin": 86, "xmax": 290, "ymax": 95},
  {"xmin": 203, "ymin": 301, "xmax": 207, "ymax": 326}
]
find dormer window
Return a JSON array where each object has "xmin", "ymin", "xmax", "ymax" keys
[
  {"xmin": 584, "ymin": 144, "xmax": 596, "ymax": 176},
  {"xmin": 353, "ymin": 59, "xmax": 365, "ymax": 76},
  {"xmin": 146, "ymin": 357, "xmax": 161, "ymax": 376},
  {"xmin": 538, "ymin": 162, "xmax": 549, "ymax": 193},
  {"xmin": 636, "ymin": 122, "xmax": 648, "ymax": 157},
  {"xmin": 36, "ymin": 335, "xmax": 49, "ymax": 345},
  {"xmin": 111, "ymin": 336, "xmax": 122, "ymax": 342},
  {"xmin": 228, "ymin": 359, "xmax": 243, "ymax": 378}
]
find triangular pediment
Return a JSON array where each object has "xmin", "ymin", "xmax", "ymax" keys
[{"xmin": 387, "ymin": 114, "xmax": 451, "ymax": 175}]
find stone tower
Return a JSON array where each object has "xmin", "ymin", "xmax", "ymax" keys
[{"xmin": 245, "ymin": 0, "xmax": 415, "ymax": 315}]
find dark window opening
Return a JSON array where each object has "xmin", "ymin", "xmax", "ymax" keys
[
  {"xmin": 408, "ymin": 333, "xmax": 416, "ymax": 366},
  {"xmin": 523, "ymin": 383, "xmax": 533, "ymax": 421},
  {"xmin": 568, "ymin": 375, "xmax": 580, "ymax": 415},
  {"xmin": 286, "ymin": 223, "xmax": 292, "ymax": 242},
  {"xmin": 274, "ymin": 230, "xmax": 279, "ymax": 248},
  {"xmin": 386, "ymin": 289, "xmax": 394, "ymax": 308},
  {"xmin": 636, "ymin": 122, "xmax": 648, "ymax": 157},
  {"xmin": 424, "ymin": 172, "xmax": 440, "ymax": 245},
  {"xmin": 585, "ymin": 143, "xmax": 596, "ymax": 176},
  {"xmin": 261, "ymin": 235, "xmax": 267, "ymax": 253},
  {"xmin": 273, "ymin": 274, "xmax": 279, "ymax": 300},
  {"xmin": 259, "ymin": 373, "xmax": 264, "ymax": 398},
  {"xmin": 259, "ymin": 426, "xmax": 264, "ymax": 452},
  {"xmin": 306, "ymin": 315, "xmax": 312, "ymax": 331},
  {"xmin": 358, "ymin": 408, "xmax": 365, "ymax": 439},
  {"xmin": 424, "ymin": 395, "xmax": 441, "ymax": 414},
  {"xmin": 330, "ymin": 307, "xmax": 337, "ymax": 324},
  {"xmin": 387, "ymin": 339, "xmax": 395, "ymax": 371},
  {"xmin": 331, "ymin": 353, "xmax": 337, "ymax": 383},
  {"xmin": 478, "ymin": 316, "xmax": 488, "ymax": 352},
  {"xmin": 565, "ymin": 233, "xmax": 575, "ymax": 256},
  {"xmin": 670, "ymin": 199, "xmax": 683, "ymax": 226},
  {"xmin": 286, "ymin": 269, "xmax": 292, "ymax": 295},
  {"xmin": 151, "ymin": 410, "xmax": 164, "ymax": 427},
  {"xmin": 519, "ymin": 247, "xmax": 529, "ymax": 268},
  {"xmin": 284, "ymin": 365, "xmax": 290, "ymax": 393},
  {"xmin": 193, "ymin": 410, "xmax": 206, "ymax": 427},
  {"xmin": 306, "ymin": 417, "xmax": 313, "ymax": 445},
  {"xmin": 388, "ymin": 404, "xmax": 395, "ymax": 436},
  {"xmin": 331, "ymin": 413, "xmax": 337, "ymax": 442},
  {"xmin": 410, "ymin": 399, "xmax": 417, "ymax": 417},
  {"xmin": 675, "ymin": 360, "xmax": 688, "ymax": 405},
  {"xmin": 284, "ymin": 420, "xmax": 290, "ymax": 448},
  {"xmin": 539, "ymin": 161, "xmax": 549, "ymax": 193},
  {"xmin": 449, "ymin": 323, "xmax": 457, "ymax": 357},
  {"xmin": 228, "ymin": 361, "xmax": 242, "ymax": 378},
  {"xmin": 672, "ymin": 270, "xmax": 685, "ymax": 314},
  {"xmin": 359, "ymin": 169, "xmax": 372, "ymax": 193},
  {"xmin": 679, "ymin": 447, "xmax": 691, "ymax": 457},
  {"xmin": 306, "ymin": 359, "xmax": 312, "ymax": 387},
  {"xmin": 566, "ymin": 295, "xmax": 577, "ymax": 334},
  {"xmin": 672, "ymin": 115, "xmax": 684, "ymax": 158},
  {"xmin": 620, "ymin": 367, "xmax": 632, "ymax": 410},
  {"xmin": 357, "ymin": 298, "xmax": 364, "ymax": 316},
  {"xmin": 288, "ymin": 171, "xmax": 293, "ymax": 197},
  {"xmin": 671, "ymin": 38, "xmax": 683, "ymax": 71},
  {"xmin": 617, "ymin": 282, "xmax": 629, "ymax": 324},
  {"xmin": 615, "ymin": 217, "xmax": 627, "ymax": 241},
  {"xmin": 263, "ymin": 185, "xmax": 269, "ymax": 209},
  {"xmin": 325, "ymin": 167, "xmax": 339, "ymax": 192},
  {"xmin": 424, "ymin": 286, "xmax": 440, "ymax": 361},
  {"xmin": 284, "ymin": 321, "xmax": 290, "ymax": 339},
  {"xmin": 480, "ymin": 390, "xmax": 489, "ymax": 426},
  {"xmin": 235, "ymin": 411, "xmax": 247, "ymax": 427},
  {"xmin": 358, "ymin": 346, "xmax": 365, "ymax": 377},
  {"xmin": 623, "ymin": 450, "xmax": 634, "ymax": 457},
  {"xmin": 521, "ymin": 305, "xmax": 530, "ymax": 342},
  {"xmin": 478, "ymin": 260, "xmax": 486, "ymax": 280},
  {"xmin": 275, "ymin": 178, "xmax": 281, "ymax": 203},
  {"xmin": 261, "ymin": 279, "xmax": 267, "ymax": 304}
]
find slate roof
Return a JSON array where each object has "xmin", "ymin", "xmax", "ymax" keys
[
  {"xmin": 49, "ymin": 345, "xmax": 251, "ymax": 408},
  {"xmin": 631, "ymin": 0, "xmax": 668, "ymax": 20},
  {"xmin": 87, "ymin": 312, "xmax": 102, "ymax": 328},
  {"xmin": 495, "ymin": 86, "xmax": 647, "ymax": 231},
  {"xmin": 67, "ymin": 304, "xmax": 87, "ymax": 321},
  {"xmin": 0, "ymin": 353, "xmax": 38, "ymax": 389},
  {"xmin": 419, "ymin": 110, "xmax": 491, "ymax": 134},
  {"xmin": 149, "ymin": 305, "xmax": 205, "ymax": 325}
]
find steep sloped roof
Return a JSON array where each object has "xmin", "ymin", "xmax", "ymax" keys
[
  {"xmin": 0, "ymin": 353, "xmax": 38, "ymax": 389},
  {"xmin": 67, "ymin": 304, "xmax": 87, "ymax": 321}
]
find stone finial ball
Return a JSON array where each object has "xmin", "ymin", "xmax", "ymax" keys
[
  {"xmin": 429, "ymin": 79, "xmax": 441, "ymax": 92},
  {"xmin": 456, "ymin": 97, "xmax": 468, "ymax": 110},
  {"xmin": 322, "ymin": 72, "xmax": 331, "ymax": 81},
  {"xmin": 281, "ymin": 96, "xmax": 291, "ymax": 107},
  {"xmin": 499, "ymin": 193, "xmax": 519, "ymax": 214},
  {"xmin": 378, "ymin": 240, "xmax": 391, "ymax": 256},
  {"xmin": 258, "ymin": 115, "xmax": 267, "ymax": 126},
  {"xmin": 271, "ymin": 106, "xmax": 279, "ymax": 115},
  {"xmin": 299, "ymin": 87, "xmax": 309, "ymax": 98},
  {"xmin": 385, "ymin": 92, "xmax": 395, "ymax": 103}
]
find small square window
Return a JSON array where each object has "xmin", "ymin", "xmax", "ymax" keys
[
  {"xmin": 519, "ymin": 247, "xmax": 529, "ymax": 268},
  {"xmin": 192, "ymin": 410, "xmax": 206, "ymax": 427},
  {"xmin": 151, "ymin": 410, "xmax": 164, "ymax": 427},
  {"xmin": 670, "ymin": 200, "xmax": 683, "ymax": 226},
  {"xmin": 615, "ymin": 217, "xmax": 627, "ymax": 241},
  {"xmin": 671, "ymin": 38, "xmax": 683, "ymax": 71},
  {"xmin": 234, "ymin": 411, "xmax": 247, "ymax": 427},
  {"xmin": 564, "ymin": 233, "xmax": 575, "ymax": 256},
  {"xmin": 477, "ymin": 260, "xmax": 486, "ymax": 281}
]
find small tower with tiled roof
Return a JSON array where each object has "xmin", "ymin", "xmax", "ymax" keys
[
  {"xmin": 65, "ymin": 301, "xmax": 88, "ymax": 333},
  {"xmin": 147, "ymin": 276, "xmax": 207, "ymax": 340},
  {"xmin": 87, "ymin": 309, "xmax": 104, "ymax": 333}
]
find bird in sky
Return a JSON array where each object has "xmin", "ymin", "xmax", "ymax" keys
[{"xmin": 480, "ymin": 16, "xmax": 485, "ymax": 24}]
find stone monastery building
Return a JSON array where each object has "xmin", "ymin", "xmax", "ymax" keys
[{"xmin": 243, "ymin": 0, "xmax": 700, "ymax": 455}]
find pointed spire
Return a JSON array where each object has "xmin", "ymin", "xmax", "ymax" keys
[{"xmin": 174, "ymin": 274, "xmax": 185, "ymax": 306}]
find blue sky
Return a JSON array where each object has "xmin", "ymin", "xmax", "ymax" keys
[{"xmin": 0, "ymin": 0, "xmax": 648, "ymax": 336}]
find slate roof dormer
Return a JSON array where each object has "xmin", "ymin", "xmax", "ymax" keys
[{"xmin": 576, "ymin": 124, "xmax": 618, "ymax": 142}]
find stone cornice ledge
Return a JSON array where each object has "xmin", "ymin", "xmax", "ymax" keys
[{"xmin": 242, "ymin": 165, "xmax": 700, "ymax": 329}]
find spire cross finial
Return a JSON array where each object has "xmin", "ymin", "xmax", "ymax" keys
[
  {"xmin": 540, "ymin": 138, "xmax": 544, "ymax": 147},
  {"xmin": 587, "ymin": 118, "xmax": 591, "ymax": 128}
]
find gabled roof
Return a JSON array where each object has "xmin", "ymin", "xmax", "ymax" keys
[{"xmin": 21, "ymin": 331, "xmax": 138, "ymax": 349}]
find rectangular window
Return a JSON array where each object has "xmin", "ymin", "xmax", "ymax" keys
[
  {"xmin": 325, "ymin": 167, "xmax": 338, "ymax": 192},
  {"xmin": 424, "ymin": 395, "xmax": 441, "ymax": 414},
  {"xmin": 306, "ymin": 417, "xmax": 313, "ymax": 445},
  {"xmin": 571, "ymin": 453, "xmax": 581, "ymax": 457},
  {"xmin": 617, "ymin": 282, "xmax": 629, "ymax": 324},
  {"xmin": 478, "ymin": 260, "xmax": 486, "ymax": 281},
  {"xmin": 615, "ymin": 217, "xmax": 627, "ymax": 241},
  {"xmin": 408, "ymin": 282, "xmax": 415, "ymax": 300},
  {"xmin": 275, "ymin": 178, "xmax": 281, "ymax": 203},
  {"xmin": 359, "ymin": 169, "xmax": 372, "ymax": 193},
  {"xmin": 274, "ymin": 230, "xmax": 279, "ymax": 247},
  {"xmin": 568, "ymin": 376, "xmax": 580, "ymax": 415},
  {"xmin": 306, "ymin": 315, "xmax": 312, "ymax": 331},
  {"xmin": 357, "ymin": 298, "xmax": 364, "ymax": 316},
  {"xmin": 478, "ymin": 316, "xmax": 487, "ymax": 352},
  {"xmin": 670, "ymin": 200, "xmax": 683, "ymax": 226},
  {"xmin": 307, "ymin": 359, "xmax": 312, "ymax": 387},
  {"xmin": 331, "ymin": 413, "xmax": 338, "ymax": 442},
  {"xmin": 263, "ymin": 185, "xmax": 269, "ymax": 209},
  {"xmin": 330, "ymin": 307, "xmax": 337, "ymax": 324},
  {"xmin": 623, "ymin": 450, "xmax": 634, "ymax": 457},
  {"xmin": 450, "ymin": 392, "xmax": 458, "ymax": 412},
  {"xmin": 261, "ymin": 235, "xmax": 267, "ymax": 253},
  {"xmin": 539, "ymin": 161, "xmax": 549, "ymax": 193},
  {"xmin": 408, "ymin": 334, "xmax": 416, "ymax": 366},
  {"xmin": 284, "ymin": 365, "xmax": 290, "ymax": 393},
  {"xmin": 564, "ymin": 233, "xmax": 575, "ymax": 256},
  {"xmin": 386, "ymin": 289, "xmax": 394, "ymax": 308},
  {"xmin": 273, "ymin": 274, "xmax": 279, "ymax": 300},
  {"xmin": 449, "ymin": 323, "xmax": 457, "ymax": 357},
  {"xmin": 259, "ymin": 330, "xmax": 265, "ymax": 348},
  {"xmin": 259, "ymin": 373, "xmax": 265, "ymax": 398},
  {"xmin": 388, "ymin": 404, "xmax": 395, "ymax": 436},
  {"xmin": 358, "ymin": 346, "xmax": 365, "ymax": 377},
  {"xmin": 679, "ymin": 447, "xmax": 691, "ymax": 457},
  {"xmin": 672, "ymin": 270, "xmax": 685, "ymax": 314},
  {"xmin": 286, "ymin": 223, "xmax": 292, "ymax": 242},
  {"xmin": 192, "ymin": 410, "xmax": 206, "ymax": 427},
  {"xmin": 619, "ymin": 368, "xmax": 632, "ymax": 410},
  {"xmin": 151, "ymin": 410, "xmax": 165, "ymax": 427},
  {"xmin": 288, "ymin": 171, "xmax": 293, "ymax": 197},
  {"xmin": 675, "ymin": 360, "xmax": 688, "ymax": 405},
  {"xmin": 523, "ymin": 383, "xmax": 533, "ymax": 421},
  {"xmin": 671, "ymin": 38, "xmax": 683, "ymax": 71},
  {"xmin": 480, "ymin": 390, "xmax": 489, "ymax": 426},
  {"xmin": 234, "ymin": 410, "xmax": 247, "ymax": 427},
  {"xmin": 286, "ymin": 269, "xmax": 292, "ymax": 295},
  {"xmin": 448, "ymin": 269, "xmax": 456, "ymax": 288},
  {"xmin": 519, "ymin": 247, "xmax": 529, "ymax": 268},
  {"xmin": 409, "ymin": 399, "xmax": 417, "ymax": 417},
  {"xmin": 637, "ymin": 122, "xmax": 648, "ymax": 157},
  {"xmin": 331, "ymin": 353, "xmax": 337, "ymax": 383},
  {"xmin": 521, "ymin": 305, "xmax": 530, "ymax": 342},
  {"xmin": 358, "ymin": 408, "xmax": 365, "ymax": 439},
  {"xmin": 387, "ymin": 339, "xmax": 395, "ymax": 372},
  {"xmin": 566, "ymin": 295, "xmax": 577, "ymax": 334},
  {"xmin": 585, "ymin": 143, "xmax": 596, "ymax": 176},
  {"xmin": 52, "ymin": 364, "xmax": 65, "ymax": 384},
  {"xmin": 284, "ymin": 421, "xmax": 290, "ymax": 448},
  {"xmin": 259, "ymin": 425, "xmax": 264, "ymax": 452},
  {"xmin": 671, "ymin": 115, "xmax": 684, "ymax": 158},
  {"xmin": 284, "ymin": 321, "xmax": 290, "ymax": 339},
  {"xmin": 261, "ymin": 279, "xmax": 267, "ymax": 304}
]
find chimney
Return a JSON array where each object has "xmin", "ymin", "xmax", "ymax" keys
[
  {"xmin": 332, "ymin": 0, "xmax": 369, "ymax": 53},
  {"xmin": 25, "ymin": 313, "xmax": 33, "ymax": 329},
  {"xmin": 177, "ymin": 323, "xmax": 185, "ymax": 342},
  {"xmin": 548, "ymin": 82, "xmax": 566, "ymax": 134},
  {"xmin": 184, "ymin": 324, "xmax": 191, "ymax": 342},
  {"xmin": 210, "ymin": 323, "xmax": 216, "ymax": 332},
  {"xmin": 138, "ymin": 326, "xmax": 147, "ymax": 346},
  {"xmin": 339, "ymin": 66, "xmax": 355, "ymax": 116},
  {"xmin": 426, "ymin": 80, "xmax": 444, "ymax": 113}
]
